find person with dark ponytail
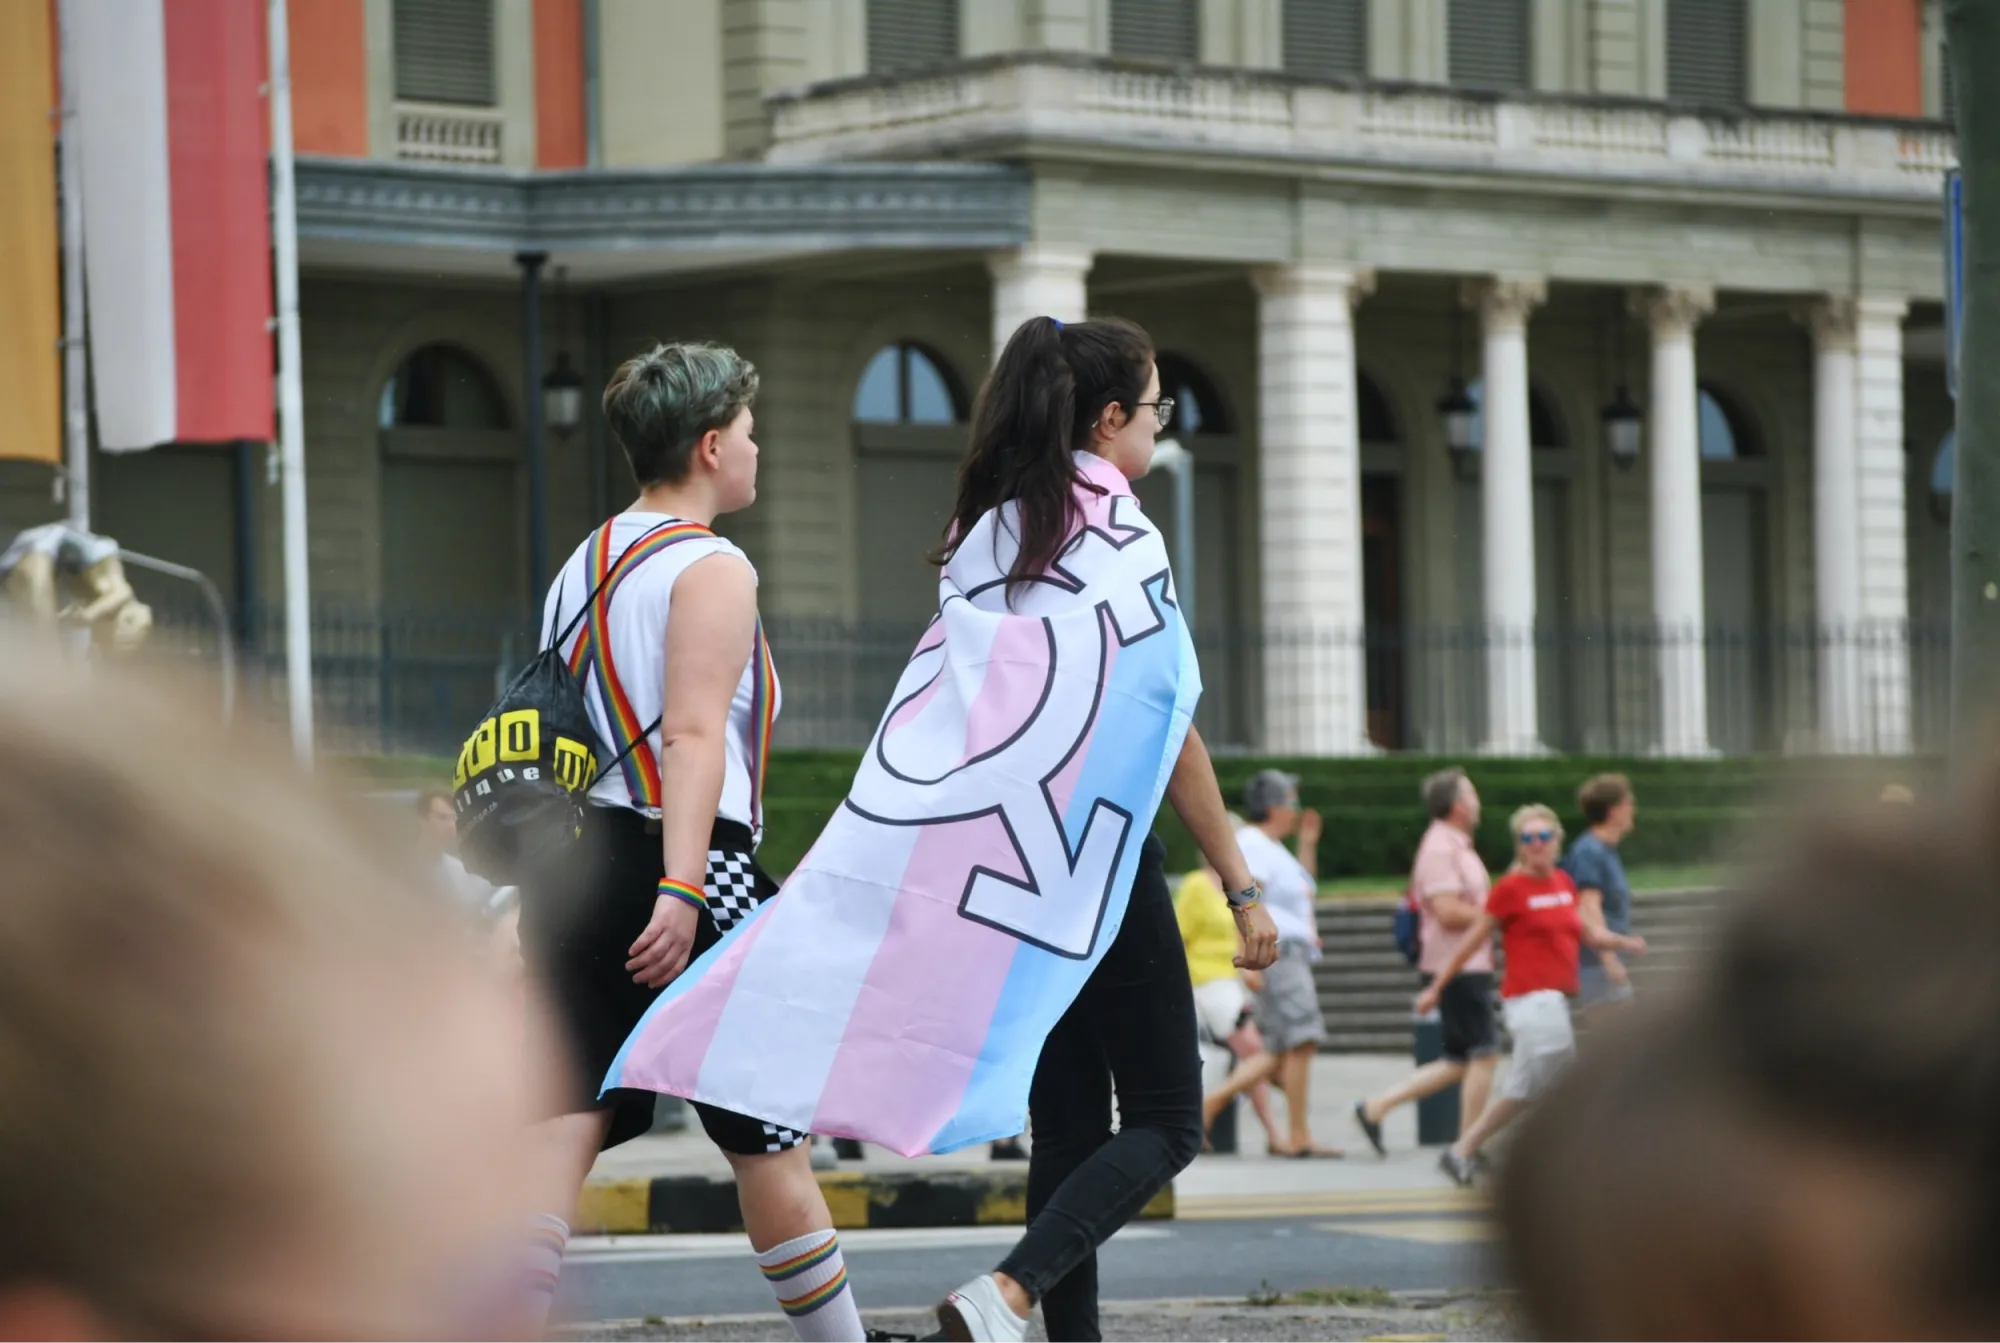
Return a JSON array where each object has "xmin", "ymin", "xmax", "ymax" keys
[{"xmin": 932, "ymin": 317, "xmax": 1280, "ymax": 1343}]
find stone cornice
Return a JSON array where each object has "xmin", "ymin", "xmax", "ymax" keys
[
  {"xmin": 766, "ymin": 54, "xmax": 1956, "ymax": 219},
  {"xmin": 294, "ymin": 157, "xmax": 1031, "ymax": 255}
]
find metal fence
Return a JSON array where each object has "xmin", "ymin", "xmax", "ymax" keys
[{"xmin": 140, "ymin": 604, "xmax": 1953, "ymax": 760}]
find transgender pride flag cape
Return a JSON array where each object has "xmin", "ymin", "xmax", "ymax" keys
[{"xmin": 603, "ymin": 451, "xmax": 1200, "ymax": 1156}]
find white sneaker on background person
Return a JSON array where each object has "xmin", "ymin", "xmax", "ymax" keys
[{"xmin": 938, "ymin": 1274, "xmax": 1029, "ymax": 1342}]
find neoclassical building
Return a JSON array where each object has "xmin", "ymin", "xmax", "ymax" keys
[{"xmin": 0, "ymin": 0, "xmax": 1960, "ymax": 758}]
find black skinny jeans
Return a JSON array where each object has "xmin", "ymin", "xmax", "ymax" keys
[{"xmin": 994, "ymin": 835, "xmax": 1205, "ymax": 1341}]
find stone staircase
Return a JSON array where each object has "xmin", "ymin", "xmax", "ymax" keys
[{"xmin": 1312, "ymin": 887, "xmax": 1726, "ymax": 1052}]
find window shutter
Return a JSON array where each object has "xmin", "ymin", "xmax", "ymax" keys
[
  {"xmin": 1665, "ymin": 0, "xmax": 1746, "ymax": 107},
  {"xmin": 867, "ymin": 0, "xmax": 959, "ymax": 75},
  {"xmin": 1447, "ymin": 0, "xmax": 1528, "ymax": 91},
  {"xmin": 1284, "ymin": 0, "xmax": 1368, "ymax": 80},
  {"xmin": 393, "ymin": 0, "xmax": 495, "ymax": 106},
  {"xmin": 1110, "ymin": 0, "xmax": 1199, "ymax": 63}
]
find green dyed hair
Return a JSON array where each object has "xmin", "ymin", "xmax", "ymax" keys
[{"xmin": 602, "ymin": 342, "xmax": 759, "ymax": 487}]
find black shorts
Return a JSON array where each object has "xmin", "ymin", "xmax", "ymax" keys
[
  {"xmin": 1423, "ymin": 971, "xmax": 1499, "ymax": 1064},
  {"xmin": 519, "ymin": 805, "xmax": 807, "ymax": 1155}
]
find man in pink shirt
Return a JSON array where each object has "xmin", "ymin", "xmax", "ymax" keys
[{"xmin": 1352, "ymin": 767, "xmax": 1500, "ymax": 1156}]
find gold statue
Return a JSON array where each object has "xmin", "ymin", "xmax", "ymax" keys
[{"xmin": 0, "ymin": 524, "xmax": 154, "ymax": 653}]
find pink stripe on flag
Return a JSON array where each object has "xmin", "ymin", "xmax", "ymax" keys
[
  {"xmin": 614, "ymin": 906, "xmax": 777, "ymax": 1097},
  {"xmin": 961, "ymin": 616, "xmax": 1052, "ymax": 762},
  {"xmin": 883, "ymin": 669, "xmax": 946, "ymax": 741},
  {"xmin": 810, "ymin": 812, "xmax": 1024, "ymax": 1152}
]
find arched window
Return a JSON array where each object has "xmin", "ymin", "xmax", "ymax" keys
[
  {"xmin": 1358, "ymin": 371, "xmax": 1398, "ymax": 444},
  {"xmin": 852, "ymin": 342, "xmax": 966, "ymax": 425},
  {"xmin": 1154, "ymin": 353, "xmax": 1231, "ymax": 435},
  {"xmin": 1462, "ymin": 379, "xmax": 1565, "ymax": 449},
  {"xmin": 378, "ymin": 344, "xmax": 510, "ymax": 429},
  {"xmin": 1698, "ymin": 385, "xmax": 1759, "ymax": 461}
]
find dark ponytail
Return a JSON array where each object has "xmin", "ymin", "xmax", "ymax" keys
[{"xmin": 933, "ymin": 315, "xmax": 1154, "ymax": 598}]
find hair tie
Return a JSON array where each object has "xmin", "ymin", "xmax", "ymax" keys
[{"xmin": 1051, "ymin": 318, "xmax": 1064, "ymax": 331}]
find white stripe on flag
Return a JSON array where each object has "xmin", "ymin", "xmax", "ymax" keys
[
  {"xmin": 693, "ymin": 819, "xmax": 922, "ymax": 1134},
  {"xmin": 75, "ymin": 0, "xmax": 176, "ymax": 451}
]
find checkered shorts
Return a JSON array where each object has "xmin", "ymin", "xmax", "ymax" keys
[
  {"xmin": 690, "ymin": 845, "xmax": 806, "ymax": 1154},
  {"xmin": 704, "ymin": 848, "xmax": 768, "ymax": 934}
]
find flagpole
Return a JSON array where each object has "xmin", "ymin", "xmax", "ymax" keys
[
  {"xmin": 56, "ymin": 0, "xmax": 88, "ymax": 529},
  {"xmin": 267, "ymin": 0, "xmax": 313, "ymax": 764}
]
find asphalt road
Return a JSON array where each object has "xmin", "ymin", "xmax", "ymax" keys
[{"xmin": 559, "ymin": 1204, "xmax": 1506, "ymax": 1334}]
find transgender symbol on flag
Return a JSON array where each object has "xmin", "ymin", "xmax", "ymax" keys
[
  {"xmin": 847, "ymin": 497, "xmax": 1177, "ymax": 961},
  {"xmin": 605, "ymin": 453, "xmax": 1202, "ymax": 1157}
]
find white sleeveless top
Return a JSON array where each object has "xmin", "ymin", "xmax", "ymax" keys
[{"xmin": 540, "ymin": 512, "xmax": 780, "ymax": 831}]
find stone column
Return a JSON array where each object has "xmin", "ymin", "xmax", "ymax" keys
[
  {"xmin": 1855, "ymin": 296, "xmax": 1912, "ymax": 753},
  {"xmin": 987, "ymin": 246, "xmax": 1092, "ymax": 361},
  {"xmin": 1254, "ymin": 265, "xmax": 1376, "ymax": 756},
  {"xmin": 1803, "ymin": 298, "xmax": 1864, "ymax": 751},
  {"xmin": 1634, "ymin": 284, "xmax": 1716, "ymax": 757},
  {"xmin": 1468, "ymin": 276, "xmax": 1547, "ymax": 755}
]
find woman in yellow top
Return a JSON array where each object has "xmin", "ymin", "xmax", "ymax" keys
[{"xmin": 1176, "ymin": 865, "xmax": 1284, "ymax": 1148}]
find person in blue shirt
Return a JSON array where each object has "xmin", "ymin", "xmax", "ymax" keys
[{"xmin": 1560, "ymin": 774, "xmax": 1646, "ymax": 1019}]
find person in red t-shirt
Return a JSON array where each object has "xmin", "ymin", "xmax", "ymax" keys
[{"xmin": 1418, "ymin": 803, "xmax": 1645, "ymax": 1186}]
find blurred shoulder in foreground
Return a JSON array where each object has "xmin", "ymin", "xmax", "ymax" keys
[
  {"xmin": 1499, "ymin": 786, "xmax": 2000, "ymax": 1340},
  {"xmin": 0, "ymin": 636, "xmax": 560, "ymax": 1340}
]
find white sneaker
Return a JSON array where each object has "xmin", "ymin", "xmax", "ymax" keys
[{"xmin": 938, "ymin": 1274, "xmax": 1029, "ymax": 1343}]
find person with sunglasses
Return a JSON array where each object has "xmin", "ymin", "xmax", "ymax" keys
[{"xmin": 1418, "ymin": 804, "xmax": 1646, "ymax": 1186}]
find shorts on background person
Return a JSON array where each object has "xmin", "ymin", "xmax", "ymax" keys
[
  {"xmin": 1426, "ymin": 971, "xmax": 1501, "ymax": 1064},
  {"xmin": 1496, "ymin": 989, "xmax": 1576, "ymax": 1103},
  {"xmin": 1254, "ymin": 941, "xmax": 1325, "ymax": 1055},
  {"xmin": 1193, "ymin": 974, "xmax": 1251, "ymax": 1044}
]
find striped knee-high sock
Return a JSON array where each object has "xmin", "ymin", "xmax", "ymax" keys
[
  {"xmin": 517, "ymin": 1212, "xmax": 570, "ymax": 1332},
  {"xmin": 756, "ymin": 1228, "xmax": 864, "ymax": 1342}
]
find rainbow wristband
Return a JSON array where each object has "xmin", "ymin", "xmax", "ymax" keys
[{"xmin": 657, "ymin": 877, "xmax": 707, "ymax": 911}]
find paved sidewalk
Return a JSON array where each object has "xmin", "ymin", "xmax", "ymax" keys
[
  {"xmin": 586, "ymin": 1054, "xmax": 1488, "ymax": 1222},
  {"xmin": 576, "ymin": 1291, "xmax": 1522, "ymax": 1341}
]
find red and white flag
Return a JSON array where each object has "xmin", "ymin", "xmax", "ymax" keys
[{"xmin": 74, "ymin": 0, "xmax": 274, "ymax": 451}]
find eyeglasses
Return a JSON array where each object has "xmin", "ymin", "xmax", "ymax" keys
[
  {"xmin": 1133, "ymin": 397, "xmax": 1175, "ymax": 427},
  {"xmin": 1518, "ymin": 829, "xmax": 1557, "ymax": 844}
]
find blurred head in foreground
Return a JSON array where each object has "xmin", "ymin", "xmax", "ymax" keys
[
  {"xmin": 0, "ymin": 643, "xmax": 557, "ymax": 1339},
  {"xmin": 1500, "ymin": 793, "xmax": 2000, "ymax": 1340}
]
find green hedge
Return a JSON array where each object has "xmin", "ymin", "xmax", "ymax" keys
[{"xmin": 339, "ymin": 749, "xmax": 1942, "ymax": 881}]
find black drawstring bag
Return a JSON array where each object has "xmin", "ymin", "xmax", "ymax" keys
[{"xmin": 453, "ymin": 522, "xmax": 670, "ymax": 885}]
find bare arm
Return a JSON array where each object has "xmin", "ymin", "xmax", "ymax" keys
[
  {"xmin": 1575, "ymin": 886, "xmax": 1630, "ymax": 978},
  {"xmin": 1424, "ymin": 888, "xmax": 1483, "ymax": 932},
  {"xmin": 1166, "ymin": 725, "xmax": 1249, "ymax": 891},
  {"xmin": 1416, "ymin": 911, "xmax": 1497, "ymax": 1012},
  {"xmin": 627, "ymin": 554, "xmax": 759, "ymax": 989},
  {"xmin": 1294, "ymin": 808, "xmax": 1321, "ymax": 880},
  {"xmin": 1165, "ymin": 725, "xmax": 1278, "ymax": 970},
  {"xmin": 1580, "ymin": 911, "xmax": 1646, "ymax": 957}
]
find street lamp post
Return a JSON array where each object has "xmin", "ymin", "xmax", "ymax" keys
[{"xmin": 518, "ymin": 252, "xmax": 549, "ymax": 612}]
